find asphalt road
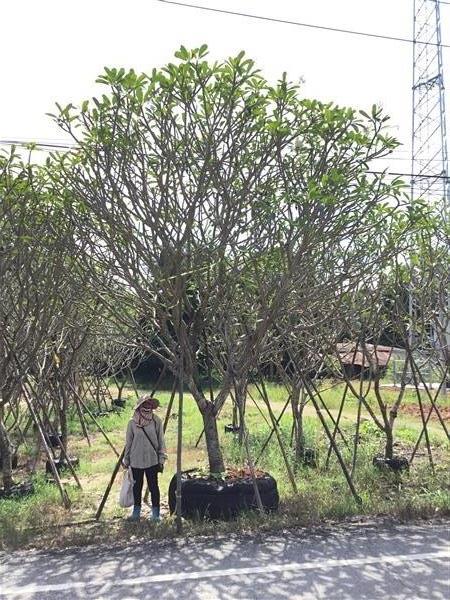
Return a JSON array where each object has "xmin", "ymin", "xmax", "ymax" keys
[{"xmin": 0, "ymin": 521, "xmax": 448, "ymax": 599}]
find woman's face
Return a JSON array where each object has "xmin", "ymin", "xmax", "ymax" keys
[{"xmin": 139, "ymin": 400, "xmax": 153, "ymax": 411}]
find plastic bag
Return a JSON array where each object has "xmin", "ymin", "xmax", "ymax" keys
[{"xmin": 118, "ymin": 467, "xmax": 134, "ymax": 508}]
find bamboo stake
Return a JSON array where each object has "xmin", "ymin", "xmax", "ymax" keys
[
  {"xmin": 73, "ymin": 391, "xmax": 91, "ymax": 447},
  {"xmin": 350, "ymin": 366, "xmax": 366, "ymax": 479},
  {"xmin": 95, "ymin": 447, "xmax": 125, "ymax": 520},
  {"xmin": 163, "ymin": 380, "xmax": 178, "ymax": 433},
  {"xmin": 67, "ymin": 379, "xmax": 119, "ymax": 454},
  {"xmin": 127, "ymin": 367, "xmax": 140, "ymax": 399},
  {"xmin": 410, "ymin": 379, "xmax": 446, "ymax": 463},
  {"xmin": 254, "ymin": 394, "xmax": 291, "ymax": 466},
  {"xmin": 235, "ymin": 376, "xmax": 264, "ymax": 514},
  {"xmin": 246, "ymin": 389, "xmax": 271, "ymax": 429},
  {"xmin": 302, "ymin": 376, "xmax": 362, "ymax": 505},
  {"xmin": 332, "ymin": 342, "xmax": 362, "ymax": 473},
  {"xmin": 76, "ymin": 394, "xmax": 120, "ymax": 458},
  {"xmin": 243, "ymin": 428, "xmax": 264, "ymax": 513},
  {"xmin": 21, "ymin": 382, "xmax": 71, "ymax": 508},
  {"xmin": 31, "ymin": 387, "xmax": 83, "ymax": 489},
  {"xmin": 175, "ymin": 362, "xmax": 184, "ymax": 534},
  {"xmin": 307, "ymin": 376, "xmax": 350, "ymax": 449},
  {"xmin": 408, "ymin": 356, "xmax": 435, "ymax": 471},
  {"xmin": 410, "ymin": 355, "xmax": 449, "ymax": 437},
  {"xmin": 325, "ymin": 383, "xmax": 349, "ymax": 469},
  {"xmin": 255, "ymin": 377, "xmax": 298, "ymax": 494}
]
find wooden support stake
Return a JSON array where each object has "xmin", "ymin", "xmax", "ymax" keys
[
  {"xmin": 163, "ymin": 380, "xmax": 178, "ymax": 433},
  {"xmin": 254, "ymin": 394, "xmax": 291, "ymax": 466},
  {"xmin": 21, "ymin": 382, "xmax": 71, "ymax": 509},
  {"xmin": 243, "ymin": 426, "xmax": 264, "ymax": 513},
  {"xmin": 32, "ymin": 389, "xmax": 83, "ymax": 490},
  {"xmin": 410, "ymin": 356, "xmax": 449, "ymax": 437},
  {"xmin": 176, "ymin": 353, "xmax": 184, "ymax": 534},
  {"xmin": 408, "ymin": 357, "xmax": 435, "ymax": 471},
  {"xmin": 256, "ymin": 377, "xmax": 298, "ymax": 494},
  {"xmin": 302, "ymin": 377, "xmax": 362, "ymax": 505},
  {"xmin": 410, "ymin": 379, "xmax": 446, "ymax": 462},
  {"xmin": 325, "ymin": 383, "xmax": 349, "ymax": 468},
  {"xmin": 77, "ymin": 394, "xmax": 120, "ymax": 458},
  {"xmin": 73, "ymin": 392, "xmax": 91, "ymax": 447},
  {"xmin": 95, "ymin": 447, "xmax": 125, "ymax": 520},
  {"xmin": 351, "ymin": 368, "xmax": 367, "ymax": 480}
]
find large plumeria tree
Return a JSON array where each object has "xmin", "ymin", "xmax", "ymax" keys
[{"xmin": 53, "ymin": 46, "xmax": 405, "ymax": 475}]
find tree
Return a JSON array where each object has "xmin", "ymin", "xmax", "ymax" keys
[
  {"xmin": 53, "ymin": 46, "xmax": 405, "ymax": 475},
  {"xmin": 0, "ymin": 149, "xmax": 93, "ymax": 491}
]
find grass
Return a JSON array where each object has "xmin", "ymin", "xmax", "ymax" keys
[{"xmin": 0, "ymin": 381, "xmax": 448, "ymax": 551}]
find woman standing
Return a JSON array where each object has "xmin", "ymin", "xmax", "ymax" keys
[{"xmin": 123, "ymin": 395, "xmax": 167, "ymax": 521}]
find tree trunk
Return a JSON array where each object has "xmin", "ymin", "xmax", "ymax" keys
[
  {"xmin": 295, "ymin": 402, "xmax": 306, "ymax": 462},
  {"xmin": 232, "ymin": 402, "xmax": 238, "ymax": 429},
  {"xmin": 384, "ymin": 425, "xmax": 394, "ymax": 460},
  {"xmin": 59, "ymin": 385, "xmax": 69, "ymax": 453},
  {"xmin": 292, "ymin": 384, "xmax": 306, "ymax": 466},
  {"xmin": 0, "ymin": 417, "xmax": 13, "ymax": 491},
  {"xmin": 116, "ymin": 377, "xmax": 126, "ymax": 401},
  {"xmin": 234, "ymin": 377, "xmax": 247, "ymax": 445},
  {"xmin": 201, "ymin": 403, "xmax": 225, "ymax": 473}
]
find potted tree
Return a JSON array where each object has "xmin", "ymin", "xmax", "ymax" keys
[{"xmin": 53, "ymin": 47, "xmax": 407, "ymax": 518}]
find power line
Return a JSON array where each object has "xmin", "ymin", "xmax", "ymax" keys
[
  {"xmin": 155, "ymin": 0, "xmax": 450, "ymax": 48},
  {"xmin": 369, "ymin": 170, "xmax": 448, "ymax": 180},
  {"xmin": 373, "ymin": 156, "xmax": 446, "ymax": 162},
  {"xmin": 0, "ymin": 139, "xmax": 76, "ymax": 150},
  {"xmin": 3, "ymin": 140, "xmax": 447, "ymax": 164},
  {"xmin": 2, "ymin": 139, "xmax": 448, "ymax": 181}
]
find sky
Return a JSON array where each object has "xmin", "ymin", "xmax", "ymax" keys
[{"xmin": 1, "ymin": 0, "xmax": 449, "ymax": 176}]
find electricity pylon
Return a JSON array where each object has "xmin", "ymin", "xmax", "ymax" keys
[
  {"xmin": 412, "ymin": 0, "xmax": 449, "ymax": 210},
  {"xmin": 411, "ymin": 0, "xmax": 449, "ymax": 390}
]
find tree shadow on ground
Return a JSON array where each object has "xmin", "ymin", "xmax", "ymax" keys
[{"xmin": 0, "ymin": 520, "xmax": 448, "ymax": 599}]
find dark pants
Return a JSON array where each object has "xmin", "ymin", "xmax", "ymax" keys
[{"xmin": 131, "ymin": 466, "xmax": 160, "ymax": 508}]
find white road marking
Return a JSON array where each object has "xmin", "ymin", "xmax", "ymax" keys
[{"xmin": 1, "ymin": 549, "xmax": 448, "ymax": 596}]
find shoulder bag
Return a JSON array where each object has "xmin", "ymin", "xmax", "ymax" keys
[{"xmin": 141, "ymin": 421, "xmax": 164, "ymax": 473}]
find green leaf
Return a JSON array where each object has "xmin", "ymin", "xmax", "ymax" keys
[
  {"xmin": 198, "ymin": 43, "xmax": 208, "ymax": 57},
  {"xmin": 175, "ymin": 45, "xmax": 189, "ymax": 60}
]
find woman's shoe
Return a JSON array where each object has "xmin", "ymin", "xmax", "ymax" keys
[
  {"xmin": 128, "ymin": 506, "xmax": 141, "ymax": 521},
  {"xmin": 150, "ymin": 506, "xmax": 160, "ymax": 521}
]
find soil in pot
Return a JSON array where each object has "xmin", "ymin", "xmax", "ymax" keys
[
  {"xmin": 89, "ymin": 408, "xmax": 115, "ymax": 418},
  {"xmin": 44, "ymin": 432, "xmax": 63, "ymax": 449},
  {"xmin": 168, "ymin": 467, "xmax": 279, "ymax": 521},
  {"xmin": 224, "ymin": 424, "xmax": 240, "ymax": 434},
  {"xmin": 112, "ymin": 399, "xmax": 126, "ymax": 409},
  {"xmin": 0, "ymin": 481, "xmax": 34, "ymax": 500},
  {"xmin": 45, "ymin": 457, "xmax": 80, "ymax": 475},
  {"xmin": 300, "ymin": 448, "xmax": 318, "ymax": 468},
  {"xmin": 372, "ymin": 456, "xmax": 409, "ymax": 472}
]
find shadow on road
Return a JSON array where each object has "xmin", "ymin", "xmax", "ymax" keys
[{"xmin": 0, "ymin": 520, "xmax": 448, "ymax": 599}]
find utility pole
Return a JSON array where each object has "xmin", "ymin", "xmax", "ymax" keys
[{"xmin": 411, "ymin": 0, "xmax": 449, "ymax": 390}]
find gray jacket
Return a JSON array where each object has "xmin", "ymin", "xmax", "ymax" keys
[{"xmin": 123, "ymin": 415, "xmax": 167, "ymax": 469}]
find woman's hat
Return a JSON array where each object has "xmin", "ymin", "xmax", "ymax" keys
[{"xmin": 135, "ymin": 395, "xmax": 160, "ymax": 410}]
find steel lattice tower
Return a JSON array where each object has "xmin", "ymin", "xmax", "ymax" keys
[
  {"xmin": 411, "ymin": 0, "xmax": 449, "ymax": 212},
  {"xmin": 411, "ymin": 0, "xmax": 449, "ymax": 381}
]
